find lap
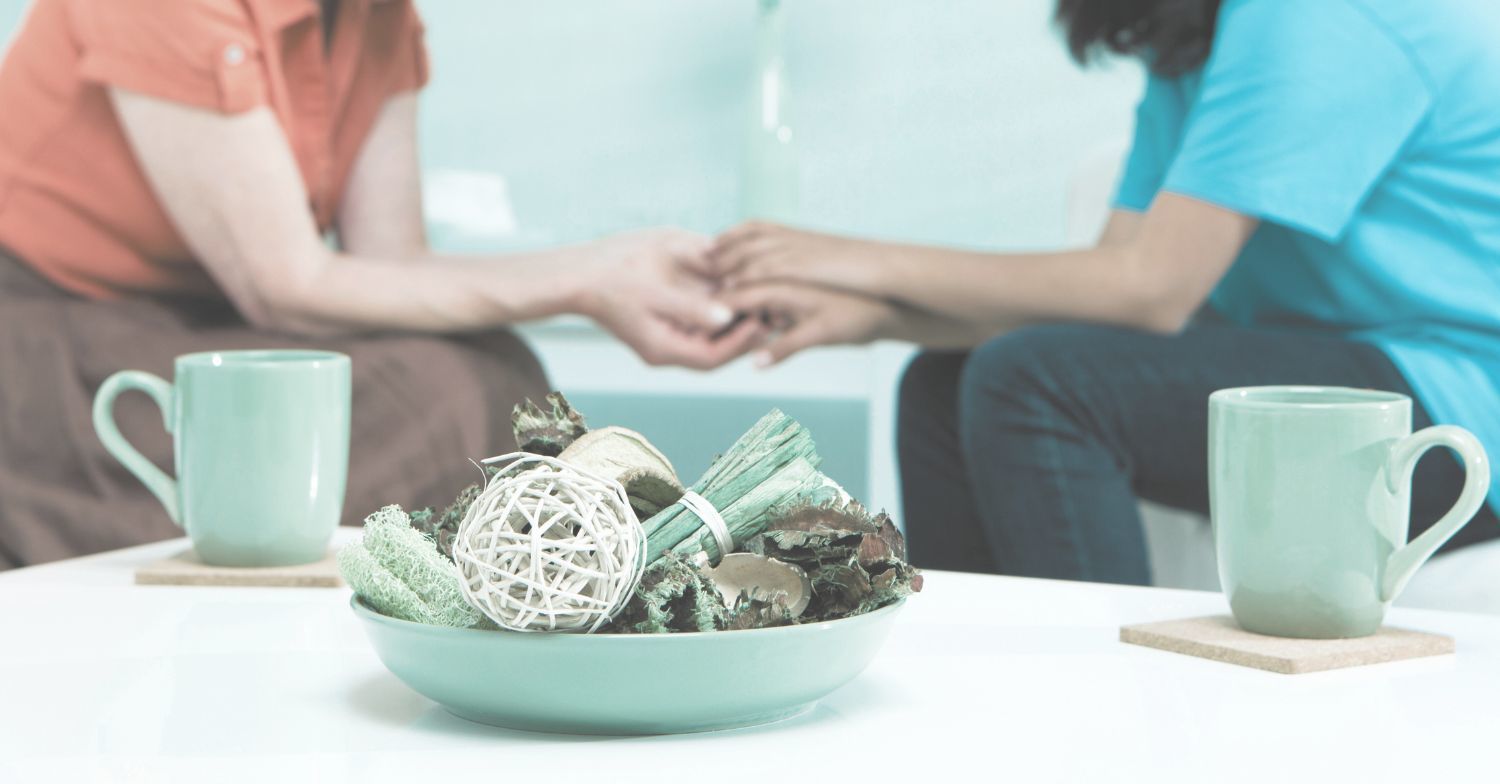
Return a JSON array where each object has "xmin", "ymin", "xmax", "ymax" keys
[
  {"xmin": 952, "ymin": 322, "xmax": 1496, "ymax": 544},
  {"xmin": 0, "ymin": 286, "xmax": 548, "ymax": 568}
]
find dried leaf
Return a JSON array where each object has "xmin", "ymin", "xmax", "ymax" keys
[
  {"xmin": 723, "ymin": 592, "xmax": 796, "ymax": 630},
  {"xmin": 557, "ymin": 426, "xmax": 685, "ymax": 520},
  {"xmin": 604, "ymin": 555, "xmax": 728, "ymax": 634},
  {"xmin": 745, "ymin": 500, "xmax": 923, "ymax": 621},
  {"xmin": 408, "ymin": 466, "xmax": 497, "ymax": 560}
]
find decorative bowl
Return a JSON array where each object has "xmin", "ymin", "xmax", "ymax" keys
[{"xmin": 351, "ymin": 596, "xmax": 903, "ymax": 735}]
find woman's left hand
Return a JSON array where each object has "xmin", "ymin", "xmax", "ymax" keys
[
  {"xmin": 709, "ymin": 222, "xmax": 891, "ymax": 294},
  {"xmin": 721, "ymin": 283, "xmax": 895, "ymax": 367}
]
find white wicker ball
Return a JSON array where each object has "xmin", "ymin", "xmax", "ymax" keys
[{"xmin": 452, "ymin": 453, "xmax": 646, "ymax": 633}]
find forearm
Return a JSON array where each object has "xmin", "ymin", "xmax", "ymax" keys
[
  {"xmin": 262, "ymin": 244, "xmax": 595, "ymax": 336},
  {"xmin": 866, "ymin": 243, "xmax": 1184, "ymax": 333},
  {"xmin": 875, "ymin": 299, "xmax": 1006, "ymax": 349},
  {"xmin": 722, "ymin": 229, "xmax": 1175, "ymax": 334},
  {"xmin": 726, "ymin": 199, "xmax": 1252, "ymax": 336}
]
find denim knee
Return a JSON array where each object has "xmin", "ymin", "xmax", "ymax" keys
[
  {"xmin": 958, "ymin": 322, "xmax": 1148, "ymax": 458},
  {"xmin": 958, "ymin": 325, "xmax": 1095, "ymax": 413},
  {"xmin": 897, "ymin": 351, "xmax": 966, "ymax": 446}
]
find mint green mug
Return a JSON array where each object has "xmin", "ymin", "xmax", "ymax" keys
[
  {"xmin": 1209, "ymin": 386, "xmax": 1490, "ymax": 639},
  {"xmin": 92, "ymin": 350, "xmax": 351, "ymax": 567}
]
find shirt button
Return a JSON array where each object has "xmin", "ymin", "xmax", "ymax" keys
[{"xmin": 223, "ymin": 44, "xmax": 246, "ymax": 66}]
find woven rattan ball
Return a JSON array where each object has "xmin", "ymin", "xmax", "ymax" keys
[{"xmin": 452, "ymin": 453, "xmax": 646, "ymax": 632}]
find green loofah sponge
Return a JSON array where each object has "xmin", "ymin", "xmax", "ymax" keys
[{"xmin": 338, "ymin": 505, "xmax": 480, "ymax": 628}]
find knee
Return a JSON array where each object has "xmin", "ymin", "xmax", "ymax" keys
[
  {"xmin": 958, "ymin": 324, "xmax": 1119, "ymax": 420},
  {"xmin": 897, "ymin": 351, "xmax": 966, "ymax": 443}
]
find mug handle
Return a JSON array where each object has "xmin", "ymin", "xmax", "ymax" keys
[
  {"xmin": 91, "ymin": 370, "xmax": 180, "ymax": 526},
  {"xmin": 1381, "ymin": 425, "xmax": 1490, "ymax": 602}
]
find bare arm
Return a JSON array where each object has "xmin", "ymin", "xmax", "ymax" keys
[
  {"xmin": 883, "ymin": 208, "xmax": 1151, "ymax": 345},
  {"xmin": 112, "ymin": 88, "xmax": 594, "ymax": 334},
  {"xmin": 112, "ymin": 89, "xmax": 759, "ymax": 366},
  {"xmin": 336, "ymin": 92, "xmax": 428, "ymax": 258},
  {"xmin": 879, "ymin": 304, "xmax": 997, "ymax": 348},
  {"xmin": 1096, "ymin": 208, "xmax": 1145, "ymax": 247},
  {"xmin": 713, "ymin": 197, "xmax": 1256, "ymax": 335}
]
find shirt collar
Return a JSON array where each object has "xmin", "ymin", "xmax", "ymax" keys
[
  {"xmin": 246, "ymin": 0, "xmax": 387, "ymax": 32},
  {"xmin": 246, "ymin": 0, "xmax": 320, "ymax": 31}
]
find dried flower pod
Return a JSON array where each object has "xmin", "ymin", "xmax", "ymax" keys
[{"xmin": 511, "ymin": 392, "xmax": 588, "ymax": 456}]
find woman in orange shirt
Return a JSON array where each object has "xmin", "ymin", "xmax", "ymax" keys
[{"xmin": 0, "ymin": 0, "xmax": 762, "ymax": 567}]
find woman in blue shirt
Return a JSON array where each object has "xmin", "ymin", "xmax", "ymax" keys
[{"xmin": 709, "ymin": 0, "xmax": 1500, "ymax": 581}]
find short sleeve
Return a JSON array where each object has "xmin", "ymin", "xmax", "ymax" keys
[
  {"xmin": 1161, "ymin": 0, "xmax": 1432, "ymax": 241},
  {"xmin": 68, "ymin": 0, "xmax": 268, "ymax": 114},
  {"xmin": 1113, "ymin": 72, "xmax": 1193, "ymax": 212},
  {"xmin": 384, "ymin": 3, "xmax": 430, "ymax": 96}
]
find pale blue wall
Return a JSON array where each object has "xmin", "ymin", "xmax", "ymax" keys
[
  {"xmin": 414, "ymin": 0, "xmax": 1140, "ymax": 249},
  {"xmin": 0, "ymin": 1, "xmax": 1140, "ymax": 248}
]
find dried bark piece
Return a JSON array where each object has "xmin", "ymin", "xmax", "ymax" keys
[
  {"xmin": 558, "ymin": 426, "xmax": 685, "ymax": 520},
  {"xmin": 702, "ymin": 552, "xmax": 811, "ymax": 617}
]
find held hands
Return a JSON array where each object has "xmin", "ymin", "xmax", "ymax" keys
[
  {"xmin": 721, "ymin": 283, "xmax": 894, "ymax": 368},
  {"xmin": 711, "ymin": 221, "xmax": 898, "ymax": 367},
  {"xmin": 581, "ymin": 223, "xmax": 895, "ymax": 370},
  {"xmin": 577, "ymin": 228, "xmax": 766, "ymax": 370},
  {"xmin": 710, "ymin": 221, "xmax": 891, "ymax": 293}
]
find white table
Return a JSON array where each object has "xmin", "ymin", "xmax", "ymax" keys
[{"xmin": 3, "ymin": 530, "xmax": 1498, "ymax": 784}]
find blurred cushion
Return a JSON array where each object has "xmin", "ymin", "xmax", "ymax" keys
[{"xmin": 1397, "ymin": 537, "xmax": 1500, "ymax": 616}]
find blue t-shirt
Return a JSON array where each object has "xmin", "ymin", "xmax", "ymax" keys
[{"xmin": 1116, "ymin": 0, "xmax": 1500, "ymax": 511}]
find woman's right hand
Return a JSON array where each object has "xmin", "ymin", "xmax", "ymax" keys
[{"xmin": 574, "ymin": 228, "xmax": 766, "ymax": 370}]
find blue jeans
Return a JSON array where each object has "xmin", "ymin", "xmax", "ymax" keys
[{"xmin": 897, "ymin": 322, "xmax": 1500, "ymax": 584}]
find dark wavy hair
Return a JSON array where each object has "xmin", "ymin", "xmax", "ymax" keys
[{"xmin": 1055, "ymin": 0, "xmax": 1223, "ymax": 76}]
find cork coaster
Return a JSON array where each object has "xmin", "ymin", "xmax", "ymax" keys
[
  {"xmin": 135, "ymin": 548, "xmax": 343, "ymax": 588},
  {"xmin": 1120, "ymin": 615, "xmax": 1453, "ymax": 674}
]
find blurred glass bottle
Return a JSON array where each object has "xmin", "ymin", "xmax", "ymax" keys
[{"xmin": 742, "ymin": 0, "xmax": 799, "ymax": 222}]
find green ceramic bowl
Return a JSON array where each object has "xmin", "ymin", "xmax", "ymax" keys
[{"xmin": 351, "ymin": 596, "xmax": 904, "ymax": 735}]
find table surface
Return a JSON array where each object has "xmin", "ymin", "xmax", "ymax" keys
[{"xmin": 3, "ymin": 529, "xmax": 1497, "ymax": 784}]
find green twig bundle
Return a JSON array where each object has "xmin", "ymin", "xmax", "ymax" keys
[{"xmin": 641, "ymin": 409, "xmax": 828, "ymax": 565}]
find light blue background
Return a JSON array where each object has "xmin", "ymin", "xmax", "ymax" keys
[{"xmin": 407, "ymin": 1, "xmax": 1138, "ymax": 247}]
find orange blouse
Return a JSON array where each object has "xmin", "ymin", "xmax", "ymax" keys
[{"xmin": 0, "ymin": 0, "xmax": 429, "ymax": 300}]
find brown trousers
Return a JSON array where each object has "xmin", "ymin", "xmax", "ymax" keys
[{"xmin": 0, "ymin": 251, "xmax": 549, "ymax": 569}]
